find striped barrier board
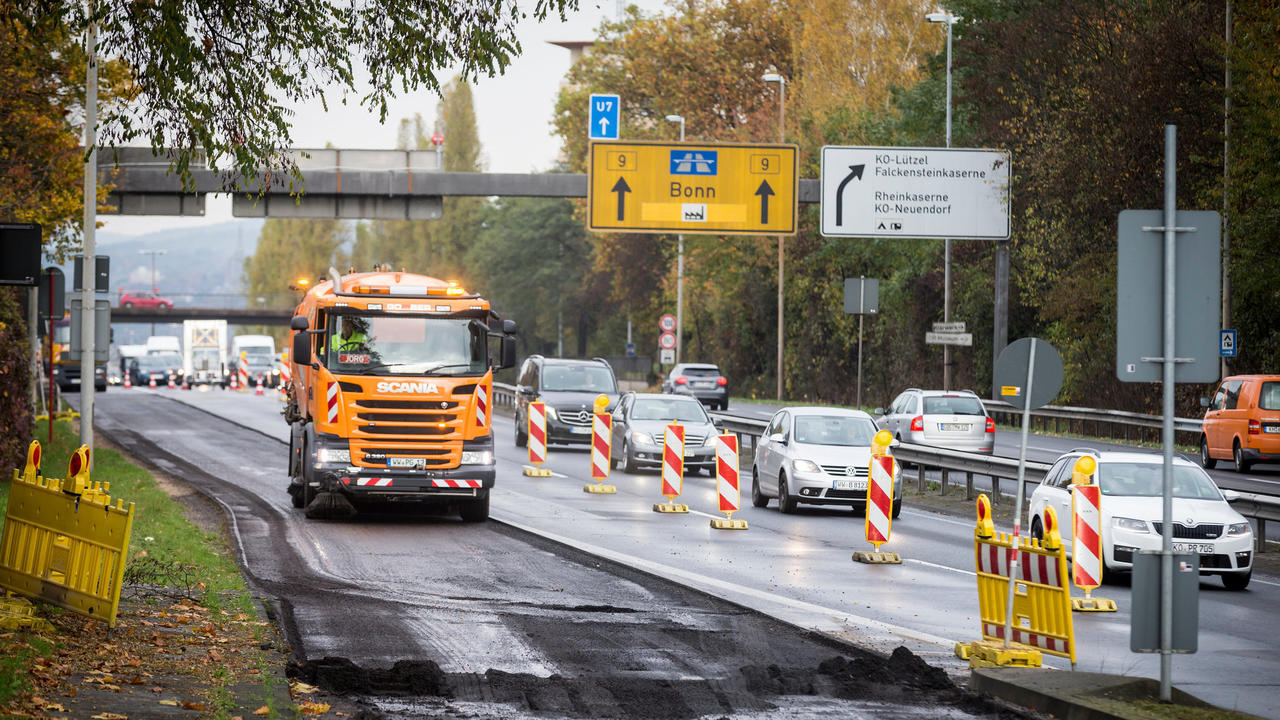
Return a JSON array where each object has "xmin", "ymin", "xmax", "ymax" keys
[
  {"xmin": 654, "ymin": 423, "xmax": 688, "ymax": 513},
  {"xmin": 1071, "ymin": 482, "xmax": 1116, "ymax": 611},
  {"xmin": 854, "ymin": 452, "xmax": 901, "ymax": 564},
  {"xmin": 238, "ymin": 351, "xmax": 249, "ymax": 392},
  {"xmin": 347, "ymin": 477, "xmax": 483, "ymax": 489},
  {"xmin": 524, "ymin": 402, "xmax": 552, "ymax": 477},
  {"xmin": 711, "ymin": 434, "xmax": 746, "ymax": 529},
  {"xmin": 961, "ymin": 495, "xmax": 1075, "ymax": 668},
  {"xmin": 475, "ymin": 383, "xmax": 489, "ymax": 428},
  {"xmin": 585, "ymin": 413, "xmax": 617, "ymax": 494}
]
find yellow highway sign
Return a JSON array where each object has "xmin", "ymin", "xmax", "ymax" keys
[{"xmin": 587, "ymin": 140, "xmax": 797, "ymax": 235}]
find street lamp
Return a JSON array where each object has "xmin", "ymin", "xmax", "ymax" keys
[
  {"xmin": 927, "ymin": 10, "xmax": 961, "ymax": 390},
  {"xmin": 138, "ymin": 249, "xmax": 167, "ymax": 335},
  {"xmin": 762, "ymin": 72, "xmax": 786, "ymax": 400},
  {"xmin": 666, "ymin": 114, "xmax": 686, "ymax": 366}
]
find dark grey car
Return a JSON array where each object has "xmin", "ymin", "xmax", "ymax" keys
[
  {"xmin": 661, "ymin": 363, "xmax": 729, "ymax": 410},
  {"xmin": 610, "ymin": 393, "xmax": 720, "ymax": 474}
]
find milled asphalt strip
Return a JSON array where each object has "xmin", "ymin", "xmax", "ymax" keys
[{"xmin": 156, "ymin": 395, "xmax": 963, "ymax": 660}]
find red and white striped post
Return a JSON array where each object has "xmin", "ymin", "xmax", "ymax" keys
[
  {"xmin": 653, "ymin": 422, "xmax": 689, "ymax": 513},
  {"xmin": 474, "ymin": 382, "xmax": 489, "ymax": 430},
  {"xmin": 854, "ymin": 430, "xmax": 901, "ymax": 563},
  {"xmin": 1069, "ymin": 456, "xmax": 1115, "ymax": 611},
  {"xmin": 279, "ymin": 351, "xmax": 291, "ymax": 402},
  {"xmin": 237, "ymin": 351, "xmax": 249, "ymax": 392},
  {"xmin": 711, "ymin": 434, "xmax": 747, "ymax": 529},
  {"xmin": 123, "ymin": 369, "xmax": 132, "ymax": 389},
  {"xmin": 167, "ymin": 372, "xmax": 176, "ymax": 389},
  {"xmin": 585, "ymin": 395, "xmax": 616, "ymax": 494},
  {"xmin": 523, "ymin": 401, "xmax": 551, "ymax": 477},
  {"xmin": 148, "ymin": 374, "xmax": 157, "ymax": 389},
  {"xmin": 255, "ymin": 374, "xmax": 265, "ymax": 395}
]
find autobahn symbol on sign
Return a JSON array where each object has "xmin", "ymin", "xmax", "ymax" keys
[
  {"xmin": 587, "ymin": 140, "xmax": 797, "ymax": 235},
  {"xmin": 820, "ymin": 146, "xmax": 1010, "ymax": 239}
]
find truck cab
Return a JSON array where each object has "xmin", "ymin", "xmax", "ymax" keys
[{"xmin": 285, "ymin": 268, "xmax": 517, "ymax": 521}]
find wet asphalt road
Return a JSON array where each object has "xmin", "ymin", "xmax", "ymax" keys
[{"xmin": 84, "ymin": 390, "xmax": 1016, "ymax": 720}]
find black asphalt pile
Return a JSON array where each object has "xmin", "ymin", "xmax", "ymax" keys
[{"xmin": 289, "ymin": 646, "xmax": 1025, "ymax": 719}]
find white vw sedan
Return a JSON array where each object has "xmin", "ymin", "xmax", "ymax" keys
[
  {"xmin": 751, "ymin": 407, "xmax": 901, "ymax": 517},
  {"xmin": 1028, "ymin": 451, "xmax": 1254, "ymax": 590}
]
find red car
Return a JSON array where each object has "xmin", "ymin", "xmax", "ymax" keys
[{"xmin": 119, "ymin": 291, "xmax": 173, "ymax": 309}]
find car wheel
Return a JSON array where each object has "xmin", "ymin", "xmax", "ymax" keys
[
  {"xmin": 1030, "ymin": 516, "xmax": 1044, "ymax": 542},
  {"xmin": 122, "ymin": 302, "xmax": 133, "ymax": 308},
  {"xmin": 721, "ymin": 400, "xmax": 729, "ymax": 411},
  {"xmin": 288, "ymin": 483, "xmax": 305, "ymax": 508},
  {"xmin": 891, "ymin": 497, "xmax": 902, "ymax": 519},
  {"xmin": 1222, "ymin": 570, "xmax": 1251, "ymax": 591},
  {"xmin": 515, "ymin": 415, "xmax": 527, "ymax": 448},
  {"xmin": 459, "ymin": 493, "xmax": 490, "ymax": 522},
  {"xmin": 622, "ymin": 440, "xmax": 639, "ymax": 474},
  {"xmin": 751, "ymin": 467, "xmax": 768, "ymax": 507},
  {"xmin": 777, "ymin": 473, "xmax": 796, "ymax": 514},
  {"xmin": 1199, "ymin": 436, "xmax": 1216, "ymax": 469},
  {"xmin": 1234, "ymin": 441, "xmax": 1252, "ymax": 473}
]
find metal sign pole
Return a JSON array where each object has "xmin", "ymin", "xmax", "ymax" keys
[
  {"xmin": 856, "ymin": 276, "xmax": 865, "ymax": 409},
  {"xmin": 1003, "ymin": 338, "xmax": 1036, "ymax": 647},
  {"xmin": 1158, "ymin": 124, "xmax": 1177, "ymax": 702},
  {"xmin": 79, "ymin": 15, "xmax": 99, "ymax": 460}
]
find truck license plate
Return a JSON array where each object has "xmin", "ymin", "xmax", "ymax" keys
[
  {"xmin": 389, "ymin": 457, "xmax": 422, "ymax": 468},
  {"xmin": 834, "ymin": 479, "xmax": 866, "ymax": 491},
  {"xmin": 1173, "ymin": 543, "xmax": 1214, "ymax": 554}
]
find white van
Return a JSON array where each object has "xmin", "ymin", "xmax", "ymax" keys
[
  {"xmin": 145, "ymin": 335, "xmax": 181, "ymax": 355},
  {"xmin": 231, "ymin": 334, "xmax": 278, "ymax": 387}
]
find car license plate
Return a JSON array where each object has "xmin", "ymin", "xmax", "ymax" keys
[
  {"xmin": 1173, "ymin": 543, "xmax": 1214, "ymax": 554},
  {"xmin": 684, "ymin": 447, "xmax": 697, "ymax": 457},
  {"xmin": 939, "ymin": 423, "xmax": 971, "ymax": 431},
  {"xmin": 389, "ymin": 457, "xmax": 422, "ymax": 468},
  {"xmin": 570, "ymin": 425, "xmax": 591, "ymax": 434},
  {"xmin": 695, "ymin": 381, "xmax": 713, "ymax": 388},
  {"xmin": 834, "ymin": 479, "xmax": 866, "ymax": 491},
  {"xmin": 1265, "ymin": 425, "xmax": 1280, "ymax": 434}
]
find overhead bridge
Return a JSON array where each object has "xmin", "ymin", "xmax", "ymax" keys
[
  {"xmin": 111, "ymin": 306, "xmax": 292, "ymax": 326},
  {"xmin": 99, "ymin": 147, "xmax": 820, "ymax": 219}
]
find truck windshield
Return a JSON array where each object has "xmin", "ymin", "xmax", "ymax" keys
[{"xmin": 325, "ymin": 315, "xmax": 486, "ymax": 376}]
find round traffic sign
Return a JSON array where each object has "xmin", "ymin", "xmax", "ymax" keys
[
  {"xmin": 994, "ymin": 337, "xmax": 1063, "ymax": 410},
  {"xmin": 659, "ymin": 314, "xmax": 676, "ymax": 332},
  {"xmin": 659, "ymin": 332, "xmax": 676, "ymax": 350}
]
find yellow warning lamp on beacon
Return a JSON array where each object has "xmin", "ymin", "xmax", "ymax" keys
[
  {"xmin": 975, "ymin": 493, "xmax": 995, "ymax": 539},
  {"xmin": 871, "ymin": 430, "xmax": 893, "ymax": 456},
  {"xmin": 594, "ymin": 394, "xmax": 610, "ymax": 413},
  {"xmin": 1070, "ymin": 455, "xmax": 1097, "ymax": 486},
  {"xmin": 1040, "ymin": 505, "xmax": 1063, "ymax": 551}
]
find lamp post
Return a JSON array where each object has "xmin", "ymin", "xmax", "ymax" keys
[
  {"xmin": 762, "ymin": 72, "xmax": 785, "ymax": 400},
  {"xmin": 665, "ymin": 114, "xmax": 686, "ymax": 365},
  {"xmin": 139, "ymin": 249, "xmax": 166, "ymax": 334},
  {"xmin": 927, "ymin": 10, "xmax": 960, "ymax": 391}
]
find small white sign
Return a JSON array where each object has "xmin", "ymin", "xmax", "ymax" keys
[
  {"xmin": 821, "ymin": 146, "xmax": 1010, "ymax": 239},
  {"xmin": 926, "ymin": 332, "xmax": 973, "ymax": 346},
  {"xmin": 932, "ymin": 321, "xmax": 966, "ymax": 333},
  {"xmin": 660, "ymin": 348, "xmax": 675, "ymax": 364}
]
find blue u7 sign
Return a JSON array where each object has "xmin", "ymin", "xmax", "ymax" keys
[{"xmin": 589, "ymin": 94, "xmax": 620, "ymax": 140}]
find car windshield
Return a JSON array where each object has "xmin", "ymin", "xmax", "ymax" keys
[
  {"xmin": 244, "ymin": 352, "xmax": 274, "ymax": 365},
  {"xmin": 325, "ymin": 314, "xmax": 486, "ymax": 376},
  {"xmin": 138, "ymin": 354, "xmax": 180, "ymax": 371},
  {"xmin": 1260, "ymin": 382, "xmax": 1280, "ymax": 411},
  {"xmin": 793, "ymin": 415, "xmax": 877, "ymax": 446},
  {"xmin": 1098, "ymin": 463, "xmax": 1222, "ymax": 500},
  {"xmin": 923, "ymin": 396, "xmax": 985, "ymax": 415},
  {"xmin": 542, "ymin": 365, "xmax": 615, "ymax": 392},
  {"xmin": 632, "ymin": 398, "xmax": 708, "ymax": 422}
]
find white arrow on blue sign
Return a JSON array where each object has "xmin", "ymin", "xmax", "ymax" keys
[{"xmin": 589, "ymin": 93, "xmax": 620, "ymax": 140}]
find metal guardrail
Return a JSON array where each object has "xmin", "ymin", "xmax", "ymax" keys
[
  {"xmin": 981, "ymin": 400, "xmax": 1203, "ymax": 445},
  {"xmin": 1227, "ymin": 492, "xmax": 1280, "ymax": 552}
]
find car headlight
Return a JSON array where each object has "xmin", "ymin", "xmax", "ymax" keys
[
  {"xmin": 1227, "ymin": 522, "xmax": 1251, "ymax": 537},
  {"xmin": 631, "ymin": 431, "xmax": 654, "ymax": 446},
  {"xmin": 316, "ymin": 448, "xmax": 350, "ymax": 464},
  {"xmin": 272, "ymin": 368, "xmax": 281, "ymax": 375},
  {"xmin": 460, "ymin": 450, "xmax": 494, "ymax": 465},
  {"xmin": 791, "ymin": 459, "xmax": 821, "ymax": 473},
  {"xmin": 704, "ymin": 435, "xmax": 719, "ymax": 447},
  {"xmin": 544, "ymin": 406, "xmax": 558, "ymax": 420},
  {"xmin": 1112, "ymin": 516, "xmax": 1150, "ymax": 533}
]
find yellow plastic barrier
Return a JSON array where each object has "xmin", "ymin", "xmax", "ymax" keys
[
  {"xmin": 0, "ymin": 441, "xmax": 136, "ymax": 627},
  {"xmin": 960, "ymin": 494, "xmax": 1076, "ymax": 668}
]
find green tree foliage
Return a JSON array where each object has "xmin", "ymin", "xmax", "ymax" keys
[
  {"xmin": 0, "ymin": 288, "xmax": 33, "ymax": 471},
  {"xmin": 8, "ymin": 0, "xmax": 577, "ymax": 187}
]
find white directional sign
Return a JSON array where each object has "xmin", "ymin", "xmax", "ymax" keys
[
  {"xmin": 589, "ymin": 94, "xmax": 620, "ymax": 140},
  {"xmin": 925, "ymin": 332, "xmax": 973, "ymax": 346},
  {"xmin": 932, "ymin": 321, "xmax": 966, "ymax": 333},
  {"xmin": 820, "ymin": 146, "xmax": 1010, "ymax": 239}
]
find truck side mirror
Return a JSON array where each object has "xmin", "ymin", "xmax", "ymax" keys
[
  {"xmin": 501, "ymin": 337, "xmax": 517, "ymax": 369},
  {"xmin": 292, "ymin": 332, "xmax": 312, "ymax": 366},
  {"xmin": 290, "ymin": 315, "xmax": 309, "ymax": 331}
]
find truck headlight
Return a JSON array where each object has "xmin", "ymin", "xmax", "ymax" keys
[
  {"xmin": 1227, "ymin": 522, "xmax": 1251, "ymax": 537},
  {"xmin": 791, "ymin": 459, "xmax": 820, "ymax": 474},
  {"xmin": 316, "ymin": 448, "xmax": 350, "ymax": 464},
  {"xmin": 1112, "ymin": 516, "xmax": 1150, "ymax": 533},
  {"xmin": 461, "ymin": 450, "xmax": 494, "ymax": 465}
]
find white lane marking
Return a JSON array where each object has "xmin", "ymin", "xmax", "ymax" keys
[
  {"xmin": 1253, "ymin": 577, "xmax": 1280, "ymax": 588},
  {"xmin": 493, "ymin": 514, "xmax": 960, "ymax": 651},
  {"xmin": 906, "ymin": 558, "xmax": 975, "ymax": 577}
]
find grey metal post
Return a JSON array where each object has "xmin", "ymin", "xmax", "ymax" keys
[
  {"xmin": 993, "ymin": 240, "xmax": 1010, "ymax": 398},
  {"xmin": 1221, "ymin": 0, "xmax": 1232, "ymax": 381},
  {"xmin": 1159, "ymin": 124, "xmax": 1177, "ymax": 702},
  {"xmin": 29, "ymin": 287, "xmax": 40, "ymax": 407},
  {"xmin": 1003, "ymin": 339, "xmax": 1036, "ymax": 648},
  {"xmin": 676, "ymin": 234, "xmax": 683, "ymax": 364},
  {"xmin": 942, "ymin": 16, "xmax": 953, "ymax": 391},
  {"xmin": 79, "ymin": 16, "xmax": 98, "ymax": 457},
  {"xmin": 776, "ymin": 78, "xmax": 785, "ymax": 401},
  {"xmin": 856, "ymin": 276, "xmax": 865, "ymax": 409}
]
